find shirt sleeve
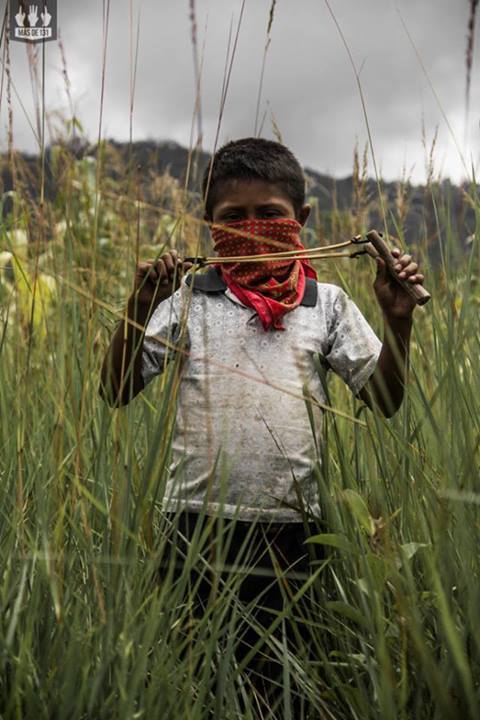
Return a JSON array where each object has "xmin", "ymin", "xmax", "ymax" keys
[
  {"xmin": 324, "ymin": 287, "xmax": 382, "ymax": 395},
  {"xmin": 140, "ymin": 287, "xmax": 188, "ymax": 387}
]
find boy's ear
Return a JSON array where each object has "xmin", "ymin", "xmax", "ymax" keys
[{"xmin": 298, "ymin": 204, "xmax": 311, "ymax": 227}]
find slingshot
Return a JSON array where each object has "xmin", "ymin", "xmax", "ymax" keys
[{"xmin": 185, "ymin": 229, "xmax": 431, "ymax": 306}]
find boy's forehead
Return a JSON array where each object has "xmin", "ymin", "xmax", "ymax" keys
[{"xmin": 213, "ymin": 178, "xmax": 293, "ymax": 208}]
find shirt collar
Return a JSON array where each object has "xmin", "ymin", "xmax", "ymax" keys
[{"xmin": 184, "ymin": 266, "xmax": 318, "ymax": 307}]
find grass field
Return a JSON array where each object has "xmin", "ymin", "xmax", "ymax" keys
[
  {"xmin": 0, "ymin": 139, "xmax": 479, "ymax": 719},
  {"xmin": 1, "ymin": 1, "xmax": 480, "ymax": 715}
]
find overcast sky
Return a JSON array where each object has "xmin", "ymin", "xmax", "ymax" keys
[{"xmin": 3, "ymin": 0, "xmax": 479, "ymax": 183}]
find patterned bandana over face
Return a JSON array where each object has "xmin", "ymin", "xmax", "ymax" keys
[{"xmin": 211, "ymin": 218, "xmax": 318, "ymax": 331}]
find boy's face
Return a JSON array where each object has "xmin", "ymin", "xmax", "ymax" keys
[{"xmin": 210, "ymin": 178, "xmax": 310, "ymax": 226}]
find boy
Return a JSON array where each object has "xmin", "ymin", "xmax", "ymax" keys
[{"xmin": 100, "ymin": 138, "xmax": 424, "ymax": 715}]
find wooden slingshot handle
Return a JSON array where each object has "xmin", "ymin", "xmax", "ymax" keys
[{"xmin": 365, "ymin": 230, "xmax": 431, "ymax": 306}]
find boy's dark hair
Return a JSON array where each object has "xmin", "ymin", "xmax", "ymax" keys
[{"xmin": 202, "ymin": 137, "xmax": 306, "ymax": 219}]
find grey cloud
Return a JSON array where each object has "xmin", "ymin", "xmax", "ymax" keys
[{"xmin": 3, "ymin": 0, "xmax": 478, "ymax": 182}]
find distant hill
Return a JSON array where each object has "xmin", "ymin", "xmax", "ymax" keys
[{"xmin": 0, "ymin": 138, "xmax": 474, "ymax": 255}]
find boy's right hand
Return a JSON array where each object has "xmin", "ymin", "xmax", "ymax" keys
[{"xmin": 131, "ymin": 250, "xmax": 192, "ymax": 308}]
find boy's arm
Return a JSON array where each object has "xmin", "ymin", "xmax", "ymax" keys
[
  {"xmin": 99, "ymin": 250, "xmax": 190, "ymax": 407},
  {"xmin": 99, "ymin": 297, "xmax": 152, "ymax": 407},
  {"xmin": 359, "ymin": 315, "xmax": 412, "ymax": 417},
  {"xmin": 358, "ymin": 248, "xmax": 424, "ymax": 417}
]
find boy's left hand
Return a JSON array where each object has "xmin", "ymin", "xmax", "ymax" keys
[{"xmin": 374, "ymin": 248, "xmax": 425, "ymax": 319}]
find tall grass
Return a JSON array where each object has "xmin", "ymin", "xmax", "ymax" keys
[
  {"xmin": 0, "ymin": 135, "xmax": 479, "ymax": 719},
  {"xmin": 1, "ymin": 2, "xmax": 480, "ymax": 715}
]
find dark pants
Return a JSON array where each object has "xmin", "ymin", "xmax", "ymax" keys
[{"xmin": 158, "ymin": 510, "xmax": 323, "ymax": 718}]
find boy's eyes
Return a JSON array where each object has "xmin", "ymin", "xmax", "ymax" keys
[
  {"xmin": 220, "ymin": 209, "xmax": 285, "ymax": 221},
  {"xmin": 260, "ymin": 209, "xmax": 284, "ymax": 218}
]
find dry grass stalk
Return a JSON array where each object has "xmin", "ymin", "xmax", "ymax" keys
[{"xmin": 466, "ymin": 0, "xmax": 479, "ymax": 116}]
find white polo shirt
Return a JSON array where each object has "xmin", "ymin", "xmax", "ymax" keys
[{"xmin": 141, "ymin": 268, "xmax": 382, "ymax": 523}]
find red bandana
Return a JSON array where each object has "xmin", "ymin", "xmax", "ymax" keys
[{"xmin": 211, "ymin": 218, "xmax": 317, "ymax": 331}]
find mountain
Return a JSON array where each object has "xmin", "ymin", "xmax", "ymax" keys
[{"xmin": 0, "ymin": 138, "xmax": 474, "ymax": 254}]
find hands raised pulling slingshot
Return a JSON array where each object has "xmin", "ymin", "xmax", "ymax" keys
[{"xmin": 184, "ymin": 228, "xmax": 431, "ymax": 306}]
